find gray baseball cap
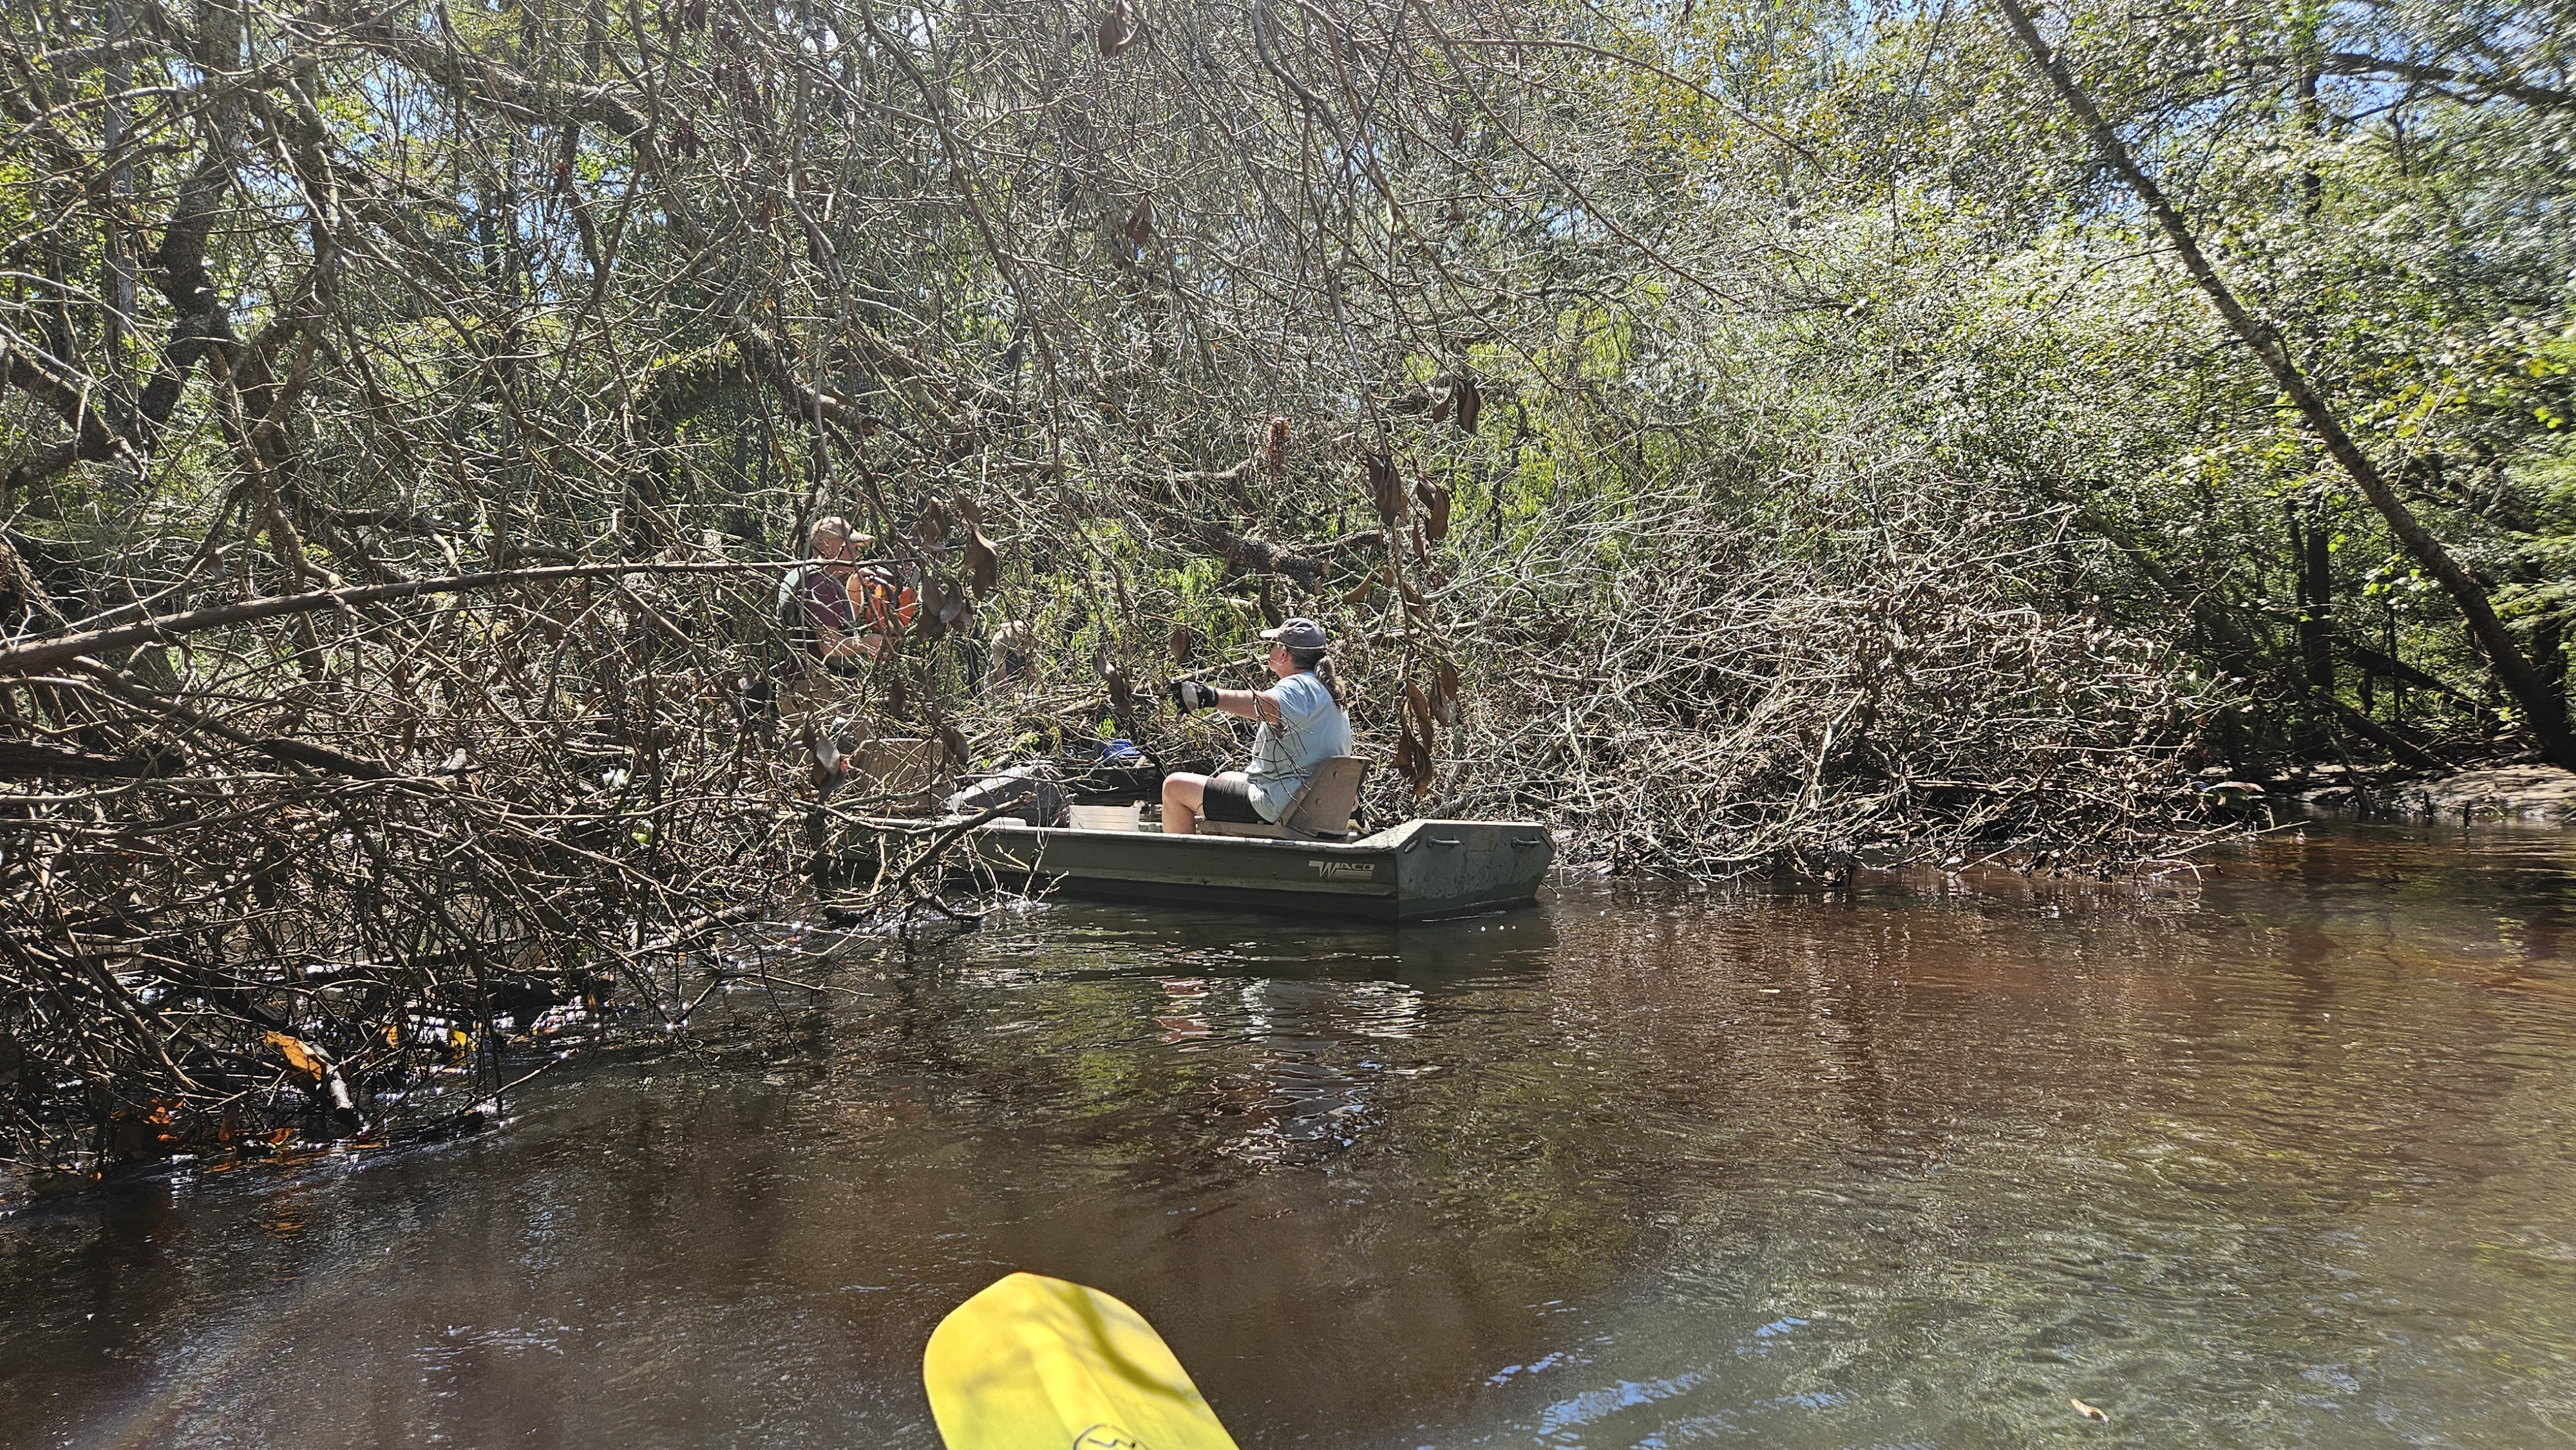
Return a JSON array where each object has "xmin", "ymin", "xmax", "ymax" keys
[{"xmin": 1260, "ymin": 617, "xmax": 1329, "ymax": 650}]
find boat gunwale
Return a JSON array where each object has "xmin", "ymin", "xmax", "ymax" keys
[{"xmin": 969, "ymin": 817, "xmax": 1551, "ymax": 856}]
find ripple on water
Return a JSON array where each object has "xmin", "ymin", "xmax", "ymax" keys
[{"xmin": 5, "ymin": 825, "xmax": 2576, "ymax": 1450}]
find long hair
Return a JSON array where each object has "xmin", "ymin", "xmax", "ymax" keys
[{"xmin": 1287, "ymin": 645, "xmax": 1344, "ymax": 706}]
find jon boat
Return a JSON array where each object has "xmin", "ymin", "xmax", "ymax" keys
[
  {"xmin": 940, "ymin": 755, "xmax": 1555, "ymax": 920},
  {"xmin": 965, "ymin": 814, "xmax": 1553, "ymax": 921}
]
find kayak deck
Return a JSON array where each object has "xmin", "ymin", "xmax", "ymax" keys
[{"xmin": 925, "ymin": 1274, "xmax": 1242, "ymax": 1450}]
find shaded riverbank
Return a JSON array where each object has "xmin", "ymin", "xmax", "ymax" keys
[{"xmin": 5, "ymin": 823, "xmax": 2573, "ymax": 1449}]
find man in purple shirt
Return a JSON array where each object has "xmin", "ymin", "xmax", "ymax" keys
[
  {"xmin": 800, "ymin": 516, "xmax": 896, "ymax": 668},
  {"xmin": 780, "ymin": 516, "xmax": 897, "ymax": 739}
]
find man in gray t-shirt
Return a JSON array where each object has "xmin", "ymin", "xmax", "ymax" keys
[{"xmin": 1160, "ymin": 617, "xmax": 1352, "ymax": 833}]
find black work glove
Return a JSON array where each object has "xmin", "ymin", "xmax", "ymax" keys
[{"xmin": 1168, "ymin": 678, "xmax": 1219, "ymax": 712}]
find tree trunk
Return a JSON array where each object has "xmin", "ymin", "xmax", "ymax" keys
[
  {"xmin": 2533, "ymin": 611, "xmax": 2568, "ymax": 725},
  {"xmin": 1990, "ymin": 0, "xmax": 2576, "ymax": 767},
  {"xmin": 2297, "ymin": 504, "xmax": 2333, "ymax": 696}
]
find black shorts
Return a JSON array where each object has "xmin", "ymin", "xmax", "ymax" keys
[{"xmin": 1199, "ymin": 772, "xmax": 1265, "ymax": 824}]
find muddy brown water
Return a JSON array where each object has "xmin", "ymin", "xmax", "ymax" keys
[{"xmin": 4, "ymin": 824, "xmax": 2574, "ymax": 1449}]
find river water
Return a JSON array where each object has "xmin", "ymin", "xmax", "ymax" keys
[{"xmin": 5, "ymin": 824, "xmax": 2574, "ymax": 1449}]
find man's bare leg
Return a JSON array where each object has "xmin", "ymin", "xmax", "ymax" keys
[{"xmin": 1161, "ymin": 772, "xmax": 1208, "ymax": 835}]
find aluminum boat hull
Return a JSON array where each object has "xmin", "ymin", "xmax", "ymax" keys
[{"xmin": 963, "ymin": 817, "xmax": 1552, "ymax": 920}]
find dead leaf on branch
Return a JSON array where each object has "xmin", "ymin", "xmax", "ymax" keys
[
  {"xmin": 1405, "ymin": 681, "xmax": 1437, "ymax": 744},
  {"xmin": 1430, "ymin": 659, "xmax": 1461, "ymax": 726},
  {"xmin": 965, "ymin": 529, "xmax": 1000, "ymax": 597},
  {"xmin": 1096, "ymin": 0, "xmax": 1142, "ymax": 57},
  {"xmin": 917, "ymin": 497, "xmax": 953, "ymax": 545},
  {"xmin": 1366, "ymin": 451, "xmax": 1405, "ymax": 523},
  {"xmin": 265, "ymin": 1031, "xmax": 327, "ymax": 1085},
  {"xmin": 1122, "ymin": 197, "xmax": 1155, "ymax": 247},
  {"xmin": 1340, "ymin": 569, "xmax": 1383, "ymax": 607},
  {"xmin": 1454, "ymin": 373, "xmax": 1481, "ymax": 433},
  {"xmin": 1393, "ymin": 718, "xmax": 1437, "ymax": 797},
  {"xmin": 1420, "ymin": 479, "xmax": 1452, "ymax": 541},
  {"xmin": 916, "ymin": 573, "xmax": 951, "ymax": 641},
  {"xmin": 1263, "ymin": 415, "xmax": 1290, "ymax": 479}
]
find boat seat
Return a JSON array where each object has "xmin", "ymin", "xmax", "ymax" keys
[{"xmin": 1198, "ymin": 757, "xmax": 1370, "ymax": 841}]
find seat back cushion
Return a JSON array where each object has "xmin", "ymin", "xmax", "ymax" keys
[{"xmin": 1282, "ymin": 756, "xmax": 1370, "ymax": 833}]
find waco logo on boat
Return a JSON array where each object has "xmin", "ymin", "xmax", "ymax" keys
[
  {"xmin": 1072, "ymin": 1426, "xmax": 1148, "ymax": 1450},
  {"xmin": 1307, "ymin": 860, "xmax": 1379, "ymax": 881}
]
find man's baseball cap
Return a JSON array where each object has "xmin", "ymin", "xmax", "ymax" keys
[{"xmin": 1260, "ymin": 617, "xmax": 1329, "ymax": 650}]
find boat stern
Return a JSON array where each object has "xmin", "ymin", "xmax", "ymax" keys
[{"xmin": 1362, "ymin": 818, "xmax": 1554, "ymax": 919}]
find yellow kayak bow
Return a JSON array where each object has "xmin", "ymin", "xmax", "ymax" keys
[{"xmin": 923, "ymin": 1273, "xmax": 1243, "ymax": 1450}]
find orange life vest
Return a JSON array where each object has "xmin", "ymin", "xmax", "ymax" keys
[{"xmin": 851, "ymin": 567, "xmax": 918, "ymax": 637}]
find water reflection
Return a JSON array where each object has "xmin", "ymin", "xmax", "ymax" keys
[{"xmin": 4, "ymin": 826, "xmax": 2575, "ymax": 1450}]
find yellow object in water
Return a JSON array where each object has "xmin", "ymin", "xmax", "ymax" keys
[{"xmin": 923, "ymin": 1272, "xmax": 1242, "ymax": 1450}]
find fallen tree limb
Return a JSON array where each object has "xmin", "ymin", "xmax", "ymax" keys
[
  {"xmin": 2327, "ymin": 696, "xmax": 2453, "ymax": 771},
  {"xmin": 55, "ymin": 664, "xmax": 406, "ymax": 784},
  {"xmin": 0, "ymin": 560, "xmax": 782, "ymax": 677},
  {"xmin": 253, "ymin": 737, "xmax": 399, "ymax": 780},
  {"xmin": 1162, "ymin": 514, "xmax": 1378, "ymax": 590},
  {"xmin": 2338, "ymin": 636, "xmax": 2483, "ymax": 710},
  {"xmin": 0, "ymin": 740, "xmax": 160, "ymax": 780}
]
